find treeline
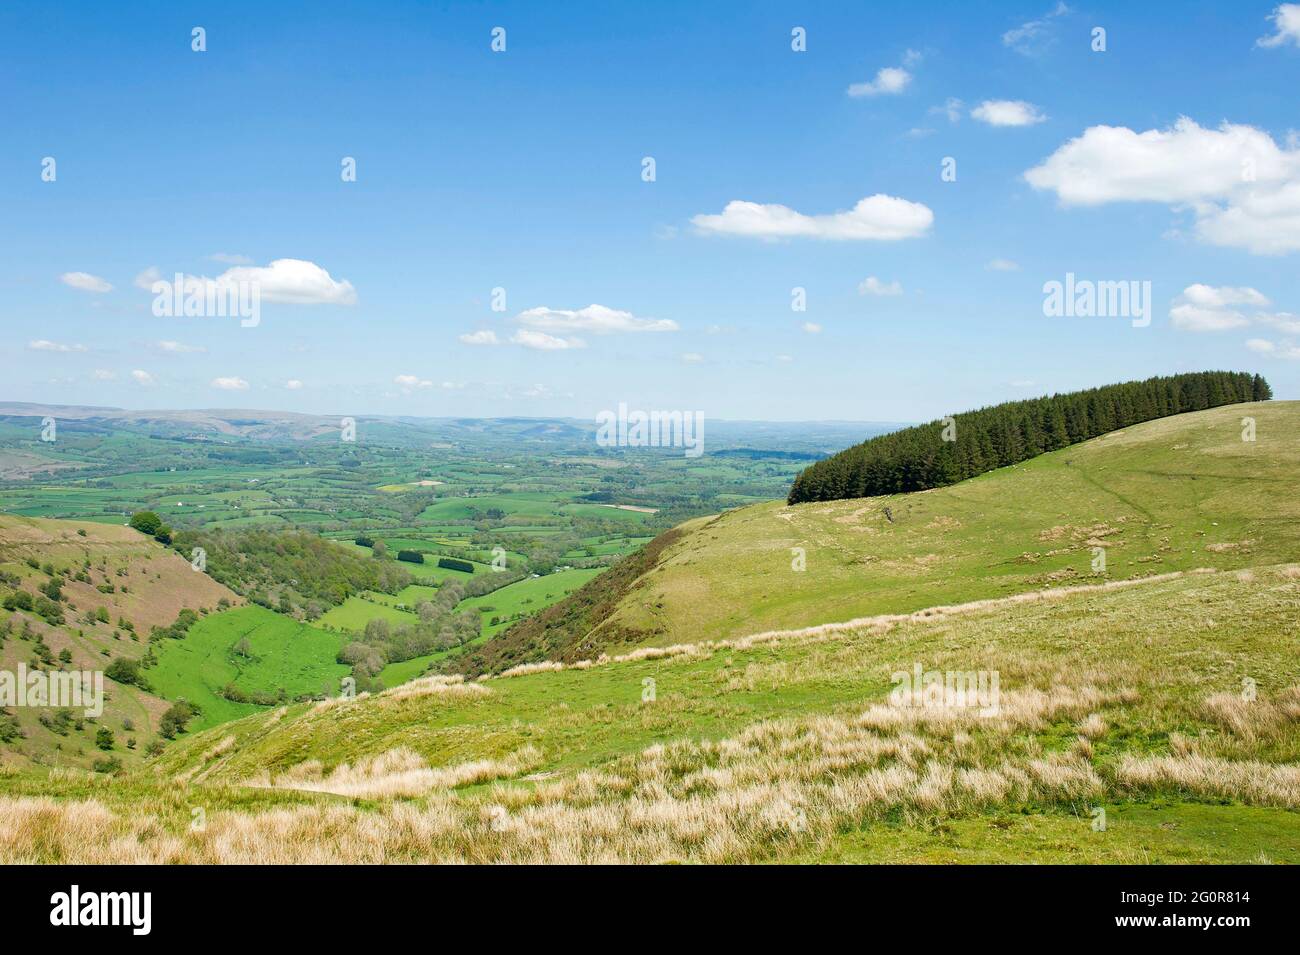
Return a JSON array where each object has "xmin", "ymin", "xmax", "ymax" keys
[
  {"xmin": 171, "ymin": 527, "xmax": 410, "ymax": 617},
  {"xmin": 788, "ymin": 371, "xmax": 1270, "ymax": 504}
]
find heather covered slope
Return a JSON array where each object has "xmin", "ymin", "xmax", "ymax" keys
[{"xmin": 508, "ymin": 400, "xmax": 1299, "ymax": 662}]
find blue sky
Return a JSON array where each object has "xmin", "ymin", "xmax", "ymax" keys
[{"xmin": 2, "ymin": 0, "xmax": 1297, "ymax": 422}]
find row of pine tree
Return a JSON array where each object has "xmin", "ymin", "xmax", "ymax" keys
[{"xmin": 787, "ymin": 371, "xmax": 1271, "ymax": 505}]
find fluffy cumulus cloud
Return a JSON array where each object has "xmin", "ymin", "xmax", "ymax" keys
[
  {"xmin": 1258, "ymin": 4, "xmax": 1300, "ymax": 47},
  {"xmin": 971, "ymin": 100, "xmax": 1047, "ymax": 127},
  {"xmin": 212, "ymin": 376, "xmax": 250, "ymax": 391},
  {"xmin": 1169, "ymin": 284, "xmax": 1267, "ymax": 332},
  {"xmin": 858, "ymin": 276, "xmax": 903, "ymax": 296},
  {"xmin": 692, "ymin": 195, "xmax": 933, "ymax": 241},
  {"xmin": 460, "ymin": 304, "xmax": 674, "ymax": 351},
  {"xmin": 285, "ymin": 379, "xmax": 303, "ymax": 390},
  {"xmin": 131, "ymin": 369, "xmax": 154, "ymax": 386},
  {"xmin": 1024, "ymin": 118, "xmax": 1300, "ymax": 255},
  {"xmin": 847, "ymin": 50, "xmax": 919, "ymax": 97},
  {"xmin": 137, "ymin": 259, "xmax": 356, "ymax": 304},
  {"xmin": 60, "ymin": 271, "xmax": 113, "ymax": 293},
  {"xmin": 1169, "ymin": 284, "xmax": 1300, "ymax": 359}
]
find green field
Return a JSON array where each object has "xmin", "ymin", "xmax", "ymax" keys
[
  {"xmin": 460, "ymin": 567, "xmax": 605, "ymax": 635},
  {"xmin": 149, "ymin": 606, "xmax": 349, "ymax": 729},
  {"xmin": 318, "ymin": 595, "xmax": 420, "ymax": 632}
]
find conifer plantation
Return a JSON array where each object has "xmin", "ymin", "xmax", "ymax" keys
[{"xmin": 787, "ymin": 372, "xmax": 1270, "ymax": 504}]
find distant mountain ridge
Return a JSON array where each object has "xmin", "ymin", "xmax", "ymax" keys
[{"xmin": 0, "ymin": 401, "xmax": 902, "ymax": 451}]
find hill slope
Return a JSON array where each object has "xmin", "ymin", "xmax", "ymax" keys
[
  {"xmin": 0, "ymin": 515, "xmax": 240, "ymax": 769},
  {"xmin": 459, "ymin": 401, "xmax": 1300, "ymax": 669},
  {"xmin": 7, "ymin": 558, "xmax": 1295, "ymax": 862}
]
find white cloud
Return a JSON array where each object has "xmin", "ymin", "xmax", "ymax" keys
[
  {"xmin": 858, "ymin": 276, "xmax": 903, "ymax": 296},
  {"xmin": 394, "ymin": 374, "xmax": 433, "ymax": 391},
  {"xmin": 60, "ymin": 271, "xmax": 113, "ymax": 293},
  {"xmin": 285, "ymin": 379, "xmax": 303, "ymax": 390},
  {"xmin": 1257, "ymin": 312, "xmax": 1300, "ymax": 334},
  {"xmin": 131, "ymin": 369, "xmax": 154, "ymax": 386},
  {"xmin": 1024, "ymin": 118, "xmax": 1300, "ymax": 255},
  {"xmin": 145, "ymin": 259, "xmax": 357, "ymax": 304},
  {"xmin": 801, "ymin": 322, "xmax": 822, "ymax": 334},
  {"xmin": 848, "ymin": 51, "xmax": 920, "ymax": 97},
  {"xmin": 1169, "ymin": 284, "xmax": 1285, "ymax": 333},
  {"xmin": 510, "ymin": 329, "xmax": 585, "ymax": 350},
  {"xmin": 848, "ymin": 66, "xmax": 911, "ymax": 98},
  {"xmin": 209, "ymin": 252, "xmax": 253, "ymax": 265},
  {"xmin": 1002, "ymin": 3, "xmax": 1071, "ymax": 56},
  {"xmin": 692, "ymin": 194, "xmax": 933, "ymax": 241},
  {"xmin": 133, "ymin": 267, "xmax": 161, "ymax": 290},
  {"xmin": 986, "ymin": 258, "xmax": 1021, "ymax": 271},
  {"xmin": 28, "ymin": 340, "xmax": 87, "ymax": 353},
  {"xmin": 460, "ymin": 307, "xmax": 657, "ymax": 351},
  {"xmin": 156, "ymin": 340, "xmax": 206, "ymax": 354},
  {"xmin": 681, "ymin": 352, "xmax": 704, "ymax": 363},
  {"xmin": 92, "ymin": 369, "xmax": 116, "ymax": 381},
  {"xmin": 518, "ymin": 304, "xmax": 677, "ymax": 334},
  {"xmin": 775, "ymin": 354, "xmax": 794, "ymax": 363},
  {"xmin": 971, "ymin": 100, "xmax": 1047, "ymax": 127},
  {"xmin": 1258, "ymin": 4, "xmax": 1300, "ymax": 47},
  {"xmin": 212, "ymin": 376, "xmax": 250, "ymax": 391},
  {"xmin": 1246, "ymin": 337, "xmax": 1300, "ymax": 359},
  {"xmin": 1180, "ymin": 284, "xmax": 1270, "ymax": 308}
]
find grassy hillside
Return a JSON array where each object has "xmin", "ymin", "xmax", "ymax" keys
[
  {"xmin": 0, "ymin": 515, "xmax": 240, "ymax": 769},
  {"xmin": 489, "ymin": 401, "xmax": 1299, "ymax": 664},
  {"xmin": 4, "ymin": 560, "xmax": 1297, "ymax": 862}
]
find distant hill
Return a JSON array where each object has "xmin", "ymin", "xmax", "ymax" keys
[
  {"xmin": 0, "ymin": 402, "xmax": 899, "ymax": 453},
  {"xmin": 454, "ymin": 400, "xmax": 1300, "ymax": 670}
]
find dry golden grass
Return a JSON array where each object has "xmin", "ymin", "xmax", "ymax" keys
[
  {"xmin": 1115, "ymin": 754, "xmax": 1300, "ymax": 808},
  {"xmin": 246, "ymin": 745, "xmax": 541, "ymax": 800}
]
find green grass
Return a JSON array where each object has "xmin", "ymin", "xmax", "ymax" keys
[
  {"xmin": 130, "ymin": 559, "xmax": 1300, "ymax": 863},
  {"xmin": 149, "ymin": 606, "xmax": 349, "ymax": 729},
  {"xmin": 589, "ymin": 401, "xmax": 1300, "ymax": 651},
  {"xmin": 318, "ymin": 595, "xmax": 419, "ymax": 632},
  {"xmin": 460, "ymin": 567, "xmax": 604, "ymax": 635}
]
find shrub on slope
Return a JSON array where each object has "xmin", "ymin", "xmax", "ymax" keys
[{"xmin": 171, "ymin": 528, "xmax": 410, "ymax": 617}]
